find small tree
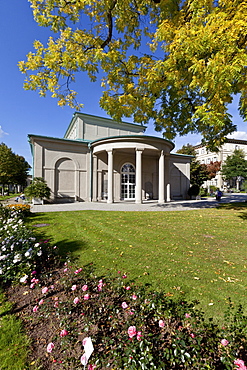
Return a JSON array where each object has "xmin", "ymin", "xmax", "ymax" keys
[
  {"xmin": 25, "ymin": 177, "xmax": 51, "ymax": 201},
  {"xmin": 206, "ymin": 161, "xmax": 221, "ymax": 180},
  {"xmin": 0, "ymin": 143, "xmax": 17, "ymax": 194},
  {"xmin": 221, "ymin": 149, "xmax": 247, "ymax": 189},
  {"xmin": 177, "ymin": 144, "xmax": 208, "ymax": 187},
  {"xmin": 13, "ymin": 155, "xmax": 31, "ymax": 187}
]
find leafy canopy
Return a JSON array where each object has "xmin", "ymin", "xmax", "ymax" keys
[
  {"xmin": 19, "ymin": 0, "xmax": 247, "ymax": 148},
  {"xmin": 0, "ymin": 143, "xmax": 30, "ymax": 193},
  {"xmin": 221, "ymin": 149, "xmax": 247, "ymax": 181}
]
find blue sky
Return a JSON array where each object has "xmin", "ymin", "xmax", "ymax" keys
[{"xmin": 1, "ymin": 1, "xmax": 247, "ymax": 167}]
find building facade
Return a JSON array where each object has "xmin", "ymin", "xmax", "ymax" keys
[
  {"xmin": 194, "ymin": 138, "xmax": 247, "ymax": 189},
  {"xmin": 28, "ymin": 112, "xmax": 191, "ymax": 203}
]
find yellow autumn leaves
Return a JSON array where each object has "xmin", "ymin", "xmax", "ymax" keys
[{"xmin": 19, "ymin": 0, "xmax": 247, "ymax": 147}]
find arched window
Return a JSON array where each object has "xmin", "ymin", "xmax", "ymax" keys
[{"xmin": 121, "ymin": 163, "xmax": 135, "ymax": 200}]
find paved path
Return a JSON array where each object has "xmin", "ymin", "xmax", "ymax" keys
[{"xmin": 29, "ymin": 193, "xmax": 247, "ymax": 213}]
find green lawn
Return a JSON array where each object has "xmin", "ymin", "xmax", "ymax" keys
[
  {"xmin": 0, "ymin": 289, "xmax": 29, "ymax": 369},
  {"xmin": 29, "ymin": 203, "xmax": 247, "ymax": 319}
]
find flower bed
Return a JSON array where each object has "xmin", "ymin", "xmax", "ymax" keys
[
  {"xmin": 0, "ymin": 204, "xmax": 58, "ymax": 283},
  {"xmin": 7, "ymin": 264, "xmax": 247, "ymax": 370}
]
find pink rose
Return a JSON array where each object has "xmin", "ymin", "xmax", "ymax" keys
[
  {"xmin": 54, "ymin": 301, "xmax": 59, "ymax": 308},
  {"xmin": 71, "ymin": 284, "xmax": 77, "ymax": 291},
  {"xmin": 234, "ymin": 359, "xmax": 247, "ymax": 370},
  {"xmin": 132, "ymin": 294, "xmax": 137, "ymax": 300},
  {"xmin": 129, "ymin": 311, "xmax": 134, "ymax": 315},
  {"xmin": 84, "ymin": 294, "xmax": 90, "ymax": 300},
  {"xmin": 221, "ymin": 339, "xmax": 229, "ymax": 346},
  {"xmin": 30, "ymin": 283, "xmax": 35, "ymax": 289},
  {"xmin": 122, "ymin": 274, "xmax": 127, "ymax": 279},
  {"xmin": 128, "ymin": 326, "xmax": 137, "ymax": 339},
  {"xmin": 137, "ymin": 331, "xmax": 142, "ymax": 341},
  {"xmin": 159, "ymin": 320, "xmax": 165, "ymax": 328},
  {"xmin": 88, "ymin": 365, "xmax": 96, "ymax": 370},
  {"xmin": 74, "ymin": 268, "xmax": 82, "ymax": 274},
  {"xmin": 190, "ymin": 333, "xmax": 196, "ymax": 338},
  {"xmin": 31, "ymin": 278, "xmax": 39, "ymax": 284},
  {"xmin": 42, "ymin": 287, "xmax": 48, "ymax": 294},
  {"xmin": 60, "ymin": 329, "xmax": 69, "ymax": 337},
  {"xmin": 64, "ymin": 268, "xmax": 68, "ymax": 273},
  {"xmin": 97, "ymin": 279, "xmax": 103, "ymax": 291},
  {"xmin": 47, "ymin": 342, "xmax": 54, "ymax": 353},
  {"xmin": 33, "ymin": 305, "xmax": 39, "ymax": 312},
  {"xmin": 185, "ymin": 313, "xmax": 191, "ymax": 318},
  {"xmin": 39, "ymin": 299, "xmax": 44, "ymax": 305},
  {"xmin": 73, "ymin": 297, "xmax": 80, "ymax": 304},
  {"xmin": 122, "ymin": 302, "xmax": 128, "ymax": 309},
  {"xmin": 82, "ymin": 285, "xmax": 88, "ymax": 291},
  {"xmin": 126, "ymin": 286, "xmax": 131, "ymax": 290}
]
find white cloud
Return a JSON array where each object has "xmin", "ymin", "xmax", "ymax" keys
[
  {"xmin": 227, "ymin": 131, "xmax": 247, "ymax": 140},
  {"xmin": 0, "ymin": 126, "xmax": 8, "ymax": 138}
]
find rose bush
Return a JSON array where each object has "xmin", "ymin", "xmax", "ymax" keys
[{"xmin": 23, "ymin": 264, "xmax": 247, "ymax": 369}]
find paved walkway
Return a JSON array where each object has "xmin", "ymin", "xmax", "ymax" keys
[{"xmin": 28, "ymin": 193, "xmax": 247, "ymax": 212}]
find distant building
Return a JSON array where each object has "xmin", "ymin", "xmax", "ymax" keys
[
  {"xmin": 28, "ymin": 112, "xmax": 191, "ymax": 203},
  {"xmin": 194, "ymin": 138, "xmax": 247, "ymax": 190}
]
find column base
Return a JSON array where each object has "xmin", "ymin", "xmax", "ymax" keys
[{"xmin": 135, "ymin": 199, "xmax": 142, "ymax": 204}]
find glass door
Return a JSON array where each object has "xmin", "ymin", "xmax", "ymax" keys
[{"xmin": 121, "ymin": 163, "xmax": 135, "ymax": 200}]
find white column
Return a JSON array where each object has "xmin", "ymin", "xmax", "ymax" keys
[
  {"xmin": 166, "ymin": 183, "xmax": 171, "ymax": 202},
  {"xmin": 135, "ymin": 149, "xmax": 143, "ymax": 204},
  {"xmin": 107, "ymin": 150, "xmax": 113, "ymax": 203},
  {"xmin": 165, "ymin": 155, "xmax": 171, "ymax": 202},
  {"xmin": 158, "ymin": 151, "xmax": 165, "ymax": 204}
]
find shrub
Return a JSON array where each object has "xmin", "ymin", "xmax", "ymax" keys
[
  {"xmin": 0, "ymin": 206, "xmax": 58, "ymax": 284},
  {"xmin": 25, "ymin": 177, "xmax": 51, "ymax": 200},
  {"xmin": 188, "ymin": 185, "xmax": 200, "ymax": 197},
  {"xmin": 199, "ymin": 188, "xmax": 208, "ymax": 197},
  {"xmin": 5, "ymin": 204, "xmax": 31, "ymax": 217}
]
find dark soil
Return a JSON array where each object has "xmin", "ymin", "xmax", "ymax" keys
[{"xmin": 6, "ymin": 267, "xmax": 87, "ymax": 370}]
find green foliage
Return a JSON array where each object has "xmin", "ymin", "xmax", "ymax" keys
[
  {"xmin": 177, "ymin": 144, "xmax": 208, "ymax": 187},
  {"xmin": 0, "ymin": 205, "xmax": 58, "ymax": 283},
  {"xmin": 0, "ymin": 289, "xmax": 30, "ymax": 369},
  {"xmin": 221, "ymin": 149, "xmax": 247, "ymax": 181},
  {"xmin": 25, "ymin": 177, "xmax": 51, "ymax": 200},
  {"xmin": 19, "ymin": 0, "xmax": 247, "ymax": 148},
  {"xmin": 0, "ymin": 143, "xmax": 30, "ymax": 193}
]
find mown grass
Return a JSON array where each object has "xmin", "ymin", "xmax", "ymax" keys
[
  {"xmin": 29, "ymin": 204, "xmax": 247, "ymax": 319},
  {"xmin": 0, "ymin": 288, "xmax": 29, "ymax": 369}
]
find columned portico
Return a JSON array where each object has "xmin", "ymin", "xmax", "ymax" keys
[
  {"xmin": 107, "ymin": 149, "xmax": 114, "ymax": 203},
  {"xmin": 135, "ymin": 148, "xmax": 143, "ymax": 204},
  {"xmin": 90, "ymin": 135, "xmax": 188, "ymax": 204}
]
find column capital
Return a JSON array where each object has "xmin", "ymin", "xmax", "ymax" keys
[
  {"xmin": 107, "ymin": 148, "xmax": 114, "ymax": 154},
  {"xmin": 135, "ymin": 147, "xmax": 144, "ymax": 152}
]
